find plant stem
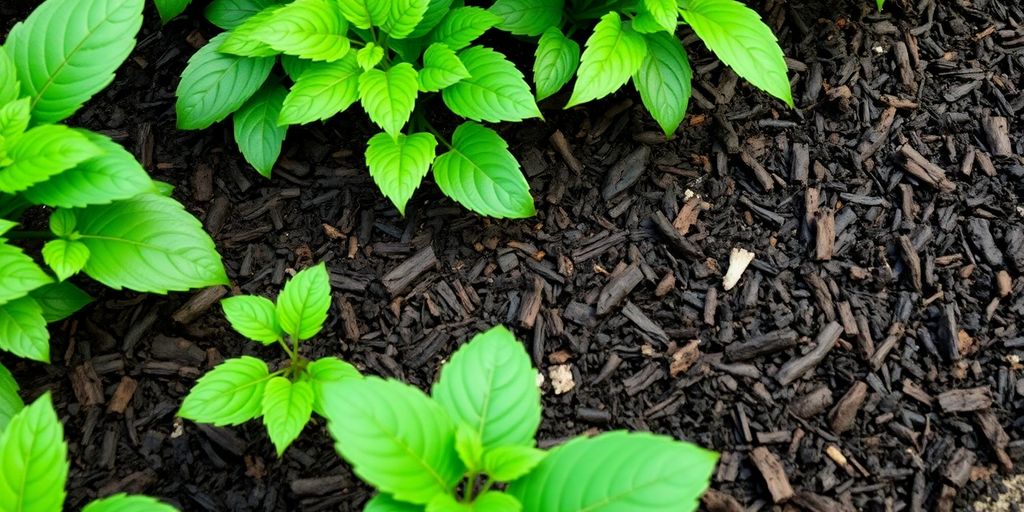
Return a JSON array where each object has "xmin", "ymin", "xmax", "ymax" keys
[
  {"xmin": 462, "ymin": 472, "xmax": 479, "ymax": 503},
  {"xmin": 420, "ymin": 118, "xmax": 453, "ymax": 150}
]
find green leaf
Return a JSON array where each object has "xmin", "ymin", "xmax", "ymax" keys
[
  {"xmin": 4, "ymin": 0, "xmax": 144, "ymax": 124},
  {"xmin": 74, "ymin": 194, "xmax": 229, "ymax": 293},
  {"xmin": 234, "ymin": 82, "xmax": 288, "ymax": 177},
  {"xmin": 82, "ymin": 494, "xmax": 179, "ymax": 512},
  {"xmin": 0, "ymin": 221, "xmax": 16, "ymax": 237},
  {"xmin": 442, "ymin": 46, "xmax": 541, "ymax": 123},
  {"xmin": 877, "ymin": 0, "xmax": 885, "ymax": 11},
  {"xmin": 252, "ymin": 0, "xmax": 351, "ymax": 62},
  {"xmin": 337, "ymin": 0, "xmax": 388, "ymax": 29},
  {"xmin": 425, "ymin": 494, "xmax": 469, "ymax": 512},
  {"xmin": 21, "ymin": 130, "xmax": 154, "ymax": 209},
  {"xmin": 566, "ymin": 13, "xmax": 648, "ymax": 108},
  {"xmin": 0, "ymin": 125, "xmax": 102, "ymax": 194},
  {"xmin": 275, "ymin": 262, "xmax": 331, "ymax": 341},
  {"xmin": 644, "ymin": 0, "xmax": 678, "ymax": 32},
  {"xmin": 634, "ymin": 32, "xmax": 693, "ymax": 136},
  {"xmin": 48, "ymin": 209, "xmax": 76, "ymax": 238},
  {"xmin": 0, "ymin": 48, "xmax": 18, "ymax": 107},
  {"xmin": 357, "ymin": 44, "xmax": 385, "ymax": 71},
  {"xmin": 490, "ymin": 0, "xmax": 563, "ymax": 36},
  {"xmin": 0, "ymin": 243, "xmax": 52, "ymax": 306},
  {"xmin": 27, "ymin": 282, "xmax": 92, "ymax": 323},
  {"xmin": 0, "ymin": 363, "xmax": 23, "ymax": 435},
  {"xmin": 418, "ymin": 44, "xmax": 470, "ymax": 92},
  {"xmin": 280, "ymin": 55, "xmax": 313, "ymax": 81},
  {"xmin": 679, "ymin": 0, "xmax": 793, "ymax": 106},
  {"xmin": 0, "ymin": 292, "xmax": 46, "ymax": 366},
  {"xmin": 0, "ymin": 394, "xmax": 67, "ymax": 512},
  {"xmin": 472, "ymin": 492, "xmax": 521, "ymax": 512},
  {"xmin": 306, "ymin": 357, "xmax": 360, "ymax": 416},
  {"xmin": 508, "ymin": 432, "xmax": 719, "ymax": 511},
  {"xmin": 358, "ymin": 64, "xmax": 419, "ymax": 137},
  {"xmin": 429, "ymin": 7, "xmax": 501, "ymax": 51},
  {"xmin": 380, "ymin": 0, "xmax": 431, "ymax": 39},
  {"xmin": 0, "ymin": 98, "xmax": 31, "ymax": 150},
  {"xmin": 366, "ymin": 132, "xmax": 436, "ymax": 215},
  {"xmin": 262, "ymin": 377, "xmax": 314, "ymax": 456},
  {"xmin": 218, "ymin": 6, "xmax": 282, "ymax": 58},
  {"xmin": 432, "ymin": 122, "xmax": 534, "ymax": 219},
  {"xmin": 154, "ymin": 0, "xmax": 192, "ymax": 22},
  {"xmin": 322, "ymin": 377, "xmax": 463, "ymax": 505},
  {"xmin": 432, "ymin": 325, "xmax": 540, "ymax": 450},
  {"xmin": 206, "ymin": 0, "xmax": 283, "ymax": 29},
  {"xmin": 454, "ymin": 423, "xmax": 483, "ymax": 472},
  {"xmin": 532, "ymin": 27, "xmax": 579, "ymax": 101},
  {"xmin": 365, "ymin": 494, "xmax": 424, "ymax": 512},
  {"xmin": 482, "ymin": 445, "xmax": 545, "ymax": 482},
  {"xmin": 279, "ymin": 55, "xmax": 361, "ymax": 125},
  {"xmin": 41, "ymin": 240, "xmax": 89, "ymax": 282},
  {"xmin": 176, "ymin": 33, "xmax": 275, "ymax": 130},
  {"xmin": 406, "ymin": 0, "xmax": 454, "ymax": 39},
  {"xmin": 178, "ymin": 356, "xmax": 270, "ymax": 426},
  {"xmin": 221, "ymin": 295, "xmax": 282, "ymax": 345}
]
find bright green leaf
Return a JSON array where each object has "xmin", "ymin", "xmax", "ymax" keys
[
  {"xmin": 0, "ymin": 363, "xmax": 23, "ymax": 434},
  {"xmin": 74, "ymin": 194, "xmax": 229, "ymax": 293},
  {"xmin": 280, "ymin": 55, "xmax": 313, "ymax": 81},
  {"xmin": 490, "ymin": 0, "xmax": 562, "ymax": 36},
  {"xmin": 234, "ymin": 82, "xmax": 288, "ymax": 177},
  {"xmin": 0, "ymin": 394, "xmax": 67, "ymax": 511},
  {"xmin": 381, "ymin": 0, "xmax": 431, "ymax": 39},
  {"xmin": 432, "ymin": 122, "xmax": 534, "ymax": 219},
  {"xmin": 533, "ymin": 27, "xmax": 579, "ymax": 101},
  {"xmin": 28, "ymin": 282, "xmax": 93, "ymax": 323},
  {"xmin": 48, "ymin": 210, "xmax": 76, "ymax": 238},
  {"xmin": 407, "ymin": 0, "xmax": 454, "ymax": 39},
  {"xmin": 4, "ymin": 0, "xmax": 144, "ymax": 123},
  {"xmin": 218, "ymin": 6, "xmax": 282, "ymax": 58},
  {"xmin": 644, "ymin": 0, "xmax": 678, "ymax": 32},
  {"xmin": 21, "ymin": 130, "xmax": 154, "ymax": 209},
  {"xmin": 221, "ymin": 295, "xmax": 282, "ymax": 345},
  {"xmin": 358, "ymin": 64, "xmax": 419, "ymax": 137},
  {"xmin": 442, "ymin": 46, "xmax": 541, "ymax": 123},
  {"xmin": 366, "ymin": 132, "xmax": 436, "ymax": 215},
  {"xmin": 337, "ymin": 0, "xmax": 388, "ymax": 29},
  {"xmin": 0, "ymin": 98, "xmax": 31, "ymax": 149},
  {"xmin": 275, "ymin": 262, "xmax": 331, "ymax": 341},
  {"xmin": 279, "ymin": 55, "xmax": 361, "ymax": 125},
  {"xmin": 306, "ymin": 357, "xmax": 361, "ymax": 417},
  {"xmin": 634, "ymin": 32, "xmax": 693, "ymax": 136},
  {"xmin": 253, "ymin": 0, "xmax": 351, "ymax": 62},
  {"xmin": 472, "ymin": 492, "xmax": 521, "ymax": 512},
  {"xmin": 322, "ymin": 377, "xmax": 464, "ymax": 505},
  {"xmin": 42, "ymin": 239, "xmax": 90, "ymax": 282},
  {"xmin": 206, "ymin": 0, "xmax": 283, "ymax": 29},
  {"xmin": 357, "ymin": 44, "xmax": 385, "ymax": 70},
  {"xmin": 0, "ymin": 48, "xmax": 18, "ymax": 106},
  {"xmin": 482, "ymin": 445, "xmax": 545, "ymax": 482},
  {"xmin": 508, "ymin": 432, "xmax": 719, "ymax": 511},
  {"xmin": 154, "ymin": 0, "xmax": 192, "ymax": 22},
  {"xmin": 178, "ymin": 356, "xmax": 270, "ymax": 426},
  {"xmin": 418, "ymin": 44, "xmax": 470, "ymax": 92},
  {"xmin": 262, "ymin": 377, "xmax": 314, "ymax": 456},
  {"xmin": 0, "ymin": 221, "xmax": 15, "ymax": 237},
  {"xmin": 679, "ymin": 0, "xmax": 793, "ymax": 106},
  {"xmin": 877, "ymin": 0, "xmax": 885, "ymax": 11},
  {"xmin": 0, "ymin": 243, "xmax": 52, "ymax": 306},
  {"xmin": 0, "ymin": 125, "xmax": 102, "ymax": 194},
  {"xmin": 365, "ymin": 494, "xmax": 425, "ymax": 512},
  {"xmin": 454, "ymin": 423, "xmax": 483, "ymax": 472},
  {"xmin": 176, "ymin": 33, "xmax": 275, "ymax": 130},
  {"xmin": 566, "ymin": 13, "xmax": 648, "ymax": 108},
  {"xmin": 0, "ymin": 296, "xmax": 49, "ymax": 363},
  {"xmin": 432, "ymin": 325, "xmax": 540, "ymax": 449},
  {"xmin": 429, "ymin": 7, "xmax": 501, "ymax": 51},
  {"xmin": 425, "ymin": 494, "xmax": 469, "ymax": 512},
  {"xmin": 82, "ymin": 493, "xmax": 179, "ymax": 512}
]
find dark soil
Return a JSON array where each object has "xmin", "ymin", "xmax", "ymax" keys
[{"xmin": 3, "ymin": 0, "xmax": 1023, "ymax": 510}]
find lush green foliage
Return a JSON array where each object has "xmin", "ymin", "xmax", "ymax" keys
[
  {"xmin": 178, "ymin": 263, "xmax": 362, "ymax": 455},
  {"xmin": 0, "ymin": 392, "xmax": 178, "ymax": 511},
  {"xmin": 0, "ymin": 0, "xmax": 228, "ymax": 363},
  {"xmin": 321, "ymin": 325, "xmax": 718, "ymax": 511}
]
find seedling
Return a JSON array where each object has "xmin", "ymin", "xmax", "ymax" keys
[
  {"xmin": 0, "ymin": 0, "xmax": 228, "ymax": 363},
  {"xmin": 178, "ymin": 263, "xmax": 361, "ymax": 455},
  {"xmin": 0, "ymin": 392, "xmax": 178, "ymax": 511},
  {"xmin": 321, "ymin": 325, "xmax": 718, "ymax": 511}
]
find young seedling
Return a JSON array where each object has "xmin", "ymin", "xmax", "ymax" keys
[
  {"xmin": 321, "ymin": 325, "xmax": 718, "ymax": 511},
  {"xmin": 178, "ymin": 263, "xmax": 361, "ymax": 455},
  {"xmin": 0, "ymin": 392, "xmax": 178, "ymax": 511}
]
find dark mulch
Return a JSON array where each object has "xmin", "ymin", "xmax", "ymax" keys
[{"xmin": 3, "ymin": 0, "xmax": 1023, "ymax": 510}]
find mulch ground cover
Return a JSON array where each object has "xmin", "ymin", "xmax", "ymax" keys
[{"xmin": 3, "ymin": 0, "xmax": 1023, "ymax": 510}]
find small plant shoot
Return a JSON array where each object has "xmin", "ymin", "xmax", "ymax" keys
[
  {"xmin": 0, "ymin": 0, "xmax": 227, "ymax": 364},
  {"xmin": 321, "ymin": 325, "xmax": 718, "ymax": 511},
  {"xmin": 178, "ymin": 263, "xmax": 362, "ymax": 455}
]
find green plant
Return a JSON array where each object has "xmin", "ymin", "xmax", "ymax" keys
[
  {"xmin": 321, "ymin": 325, "xmax": 718, "ymax": 511},
  {"xmin": 0, "ymin": 391, "xmax": 179, "ymax": 511},
  {"xmin": 0, "ymin": 0, "xmax": 228, "ymax": 364},
  {"xmin": 178, "ymin": 262, "xmax": 362, "ymax": 455}
]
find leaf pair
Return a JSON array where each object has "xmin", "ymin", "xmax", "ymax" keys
[{"xmin": 0, "ymin": 392, "xmax": 179, "ymax": 511}]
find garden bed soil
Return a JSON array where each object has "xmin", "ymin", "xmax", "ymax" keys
[{"xmin": 3, "ymin": 0, "xmax": 1024, "ymax": 510}]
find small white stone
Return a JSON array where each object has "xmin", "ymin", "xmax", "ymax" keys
[
  {"xmin": 723, "ymin": 248, "xmax": 755, "ymax": 291},
  {"xmin": 549, "ymin": 364, "xmax": 575, "ymax": 395}
]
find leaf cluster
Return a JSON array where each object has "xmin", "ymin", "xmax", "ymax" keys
[
  {"xmin": 178, "ymin": 263, "xmax": 362, "ymax": 455},
  {"xmin": 0, "ymin": 0, "xmax": 228, "ymax": 363}
]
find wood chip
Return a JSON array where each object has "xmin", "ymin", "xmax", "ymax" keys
[{"xmin": 750, "ymin": 447, "xmax": 794, "ymax": 503}]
